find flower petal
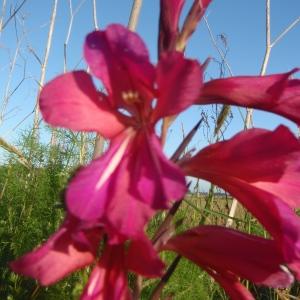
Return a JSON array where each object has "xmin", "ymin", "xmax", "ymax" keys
[
  {"xmin": 205, "ymin": 269, "xmax": 255, "ymax": 300},
  {"xmin": 158, "ymin": 0, "xmax": 185, "ymax": 53},
  {"xmin": 132, "ymin": 132, "xmax": 187, "ymax": 209},
  {"xmin": 153, "ymin": 52, "xmax": 203, "ymax": 121},
  {"xmin": 66, "ymin": 130, "xmax": 154, "ymax": 242},
  {"xmin": 10, "ymin": 216, "xmax": 102, "ymax": 285},
  {"xmin": 198, "ymin": 68, "xmax": 300, "ymax": 125},
  {"xmin": 40, "ymin": 71, "xmax": 125, "ymax": 138},
  {"xmin": 176, "ymin": 0, "xmax": 212, "ymax": 51},
  {"xmin": 218, "ymin": 180, "xmax": 300, "ymax": 271},
  {"xmin": 81, "ymin": 245, "xmax": 131, "ymax": 300},
  {"xmin": 163, "ymin": 226, "xmax": 294, "ymax": 287},
  {"xmin": 84, "ymin": 25, "xmax": 155, "ymax": 107},
  {"xmin": 67, "ymin": 131, "xmax": 186, "ymax": 241},
  {"xmin": 182, "ymin": 125, "xmax": 300, "ymax": 208},
  {"xmin": 181, "ymin": 126, "xmax": 300, "ymax": 264},
  {"xmin": 126, "ymin": 236, "xmax": 165, "ymax": 277}
]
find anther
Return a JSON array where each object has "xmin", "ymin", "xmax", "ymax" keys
[{"xmin": 121, "ymin": 90, "xmax": 140, "ymax": 104}]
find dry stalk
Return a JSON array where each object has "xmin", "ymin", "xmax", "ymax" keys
[
  {"xmin": 0, "ymin": 137, "xmax": 31, "ymax": 168},
  {"xmin": 245, "ymin": 0, "xmax": 300, "ymax": 129},
  {"xmin": 50, "ymin": 0, "xmax": 86, "ymax": 146},
  {"xmin": 0, "ymin": 0, "xmax": 27, "ymax": 33},
  {"xmin": 0, "ymin": 0, "xmax": 7, "ymax": 36},
  {"xmin": 92, "ymin": 0, "xmax": 99, "ymax": 30},
  {"xmin": 33, "ymin": 0, "xmax": 58, "ymax": 135},
  {"xmin": 128, "ymin": 0, "xmax": 143, "ymax": 31},
  {"xmin": 0, "ymin": 39, "xmax": 22, "ymax": 125}
]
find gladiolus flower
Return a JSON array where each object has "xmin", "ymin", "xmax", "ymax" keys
[
  {"xmin": 11, "ymin": 215, "xmax": 164, "ymax": 299},
  {"xmin": 40, "ymin": 24, "xmax": 203, "ymax": 241},
  {"xmin": 162, "ymin": 226, "xmax": 294, "ymax": 300},
  {"xmin": 158, "ymin": 0, "xmax": 212, "ymax": 53},
  {"xmin": 158, "ymin": 0, "xmax": 185, "ymax": 53},
  {"xmin": 198, "ymin": 68, "xmax": 300, "ymax": 125},
  {"xmin": 181, "ymin": 126, "xmax": 300, "ymax": 279}
]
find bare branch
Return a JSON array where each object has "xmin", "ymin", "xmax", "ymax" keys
[
  {"xmin": 271, "ymin": 15, "xmax": 300, "ymax": 47},
  {"xmin": 0, "ymin": 40, "xmax": 22, "ymax": 124},
  {"xmin": 33, "ymin": 0, "xmax": 58, "ymax": 134},
  {"xmin": 1, "ymin": 0, "xmax": 27, "ymax": 32},
  {"xmin": 0, "ymin": 0, "xmax": 7, "ymax": 35},
  {"xmin": 92, "ymin": 0, "xmax": 99, "ymax": 30},
  {"xmin": 204, "ymin": 16, "xmax": 233, "ymax": 76},
  {"xmin": 128, "ymin": 0, "xmax": 143, "ymax": 31},
  {"xmin": 28, "ymin": 46, "xmax": 42, "ymax": 66}
]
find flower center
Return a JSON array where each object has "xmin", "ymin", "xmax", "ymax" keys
[{"xmin": 122, "ymin": 90, "xmax": 140, "ymax": 105}]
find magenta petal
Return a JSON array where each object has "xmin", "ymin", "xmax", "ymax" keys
[
  {"xmin": 182, "ymin": 126, "xmax": 300, "ymax": 259},
  {"xmin": 198, "ymin": 68, "xmax": 300, "ymax": 125},
  {"xmin": 177, "ymin": 0, "xmax": 212, "ymax": 50},
  {"xmin": 218, "ymin": 180, "xmax": 300, "ymax": 265},
  {"xmin": 66, "ymin": 131, "xmax": 154, "ymax": 242},
  {"xmin": 40, "ymin": 71, "xmax": 125, "ymax": 138},
  {"xmin": 206, "ymin": 269, "xmax": 255, "ymax": 300},
  {"xmin": 153, "ymin": 52, "xmax": 203, "ymax": 121},
  {"xmin": 84, "ymin": 25, "xmax": 155, "ymax": 107},
  {"xmin": 181, "ymin": 126, "xmax": 300, "ymax": 263},
  {"xmin": 81, "ymin": 245, "xmax": 131, "ymax": 300},
  {"xmin": 158, "ymin": 0, "xmax": 185, "ymax": 53},
  {"xmin": 67, "ymin": 131, "xmax": 186, "ymax": 241},
  {"xmin": 163, "ymin": 226, "xmax": 294, "ymax": 288},
  {"xmin": 131, "ymin": 132, "xmax": 187, "ymax": 209},
  {"xmin": 66, "ymin": 131, "xmax": 133, "ymax": 220},
  {"xmin": 126, "ymin": 236, "xmax": 165, "ymax": 277},
  {"xmin": 288, "ymin": 261, "xmax": 300, "ymax": 280},
  {"xmin": 182, "ymin": 125, "xmax": 300, "ymax": 208},
  {"xmin": 10, "ymin": 216, "xmax": 102, "ymax": 285}
]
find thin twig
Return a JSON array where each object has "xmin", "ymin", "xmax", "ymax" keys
[
  {"xmin": 0, "ymin": 0, "xmax": 27, "ymax": 31},
  {"xmin": 0, "ymin": 40, "xmax": 21, "ymax": 124},
  {"xmin": 0, "ymin": 0, "xmax": 7, "ymax": 36},
  {"xmin": 203, "ymin": 16, "xmax": 233, "ymax": 76},
  {"xmin": 150, "ymin": 255, "xmax": 181, "ymax": 300},
  {"xmin": 33, "ymin": 0, "xmax": 58, "ymax": 135},
  {"xmin": 204, "ymin": 16, "xmax": 246, "ymax": 134},
  {"xmin": 271, "ymin": 16, "xmax": 300, "ymax": 47},
  {"xmin": 92, "ymin": 0, "xmax": 99, "ymax": 30}
]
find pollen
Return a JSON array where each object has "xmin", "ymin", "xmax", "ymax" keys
[{"xmin": 121, "ymin": 90, "xmax": 140, "ymax": 104}]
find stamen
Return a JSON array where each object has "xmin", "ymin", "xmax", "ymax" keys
[{"xmin": 121, "ymin": 90, "xmax": 140, "ymax": 105}]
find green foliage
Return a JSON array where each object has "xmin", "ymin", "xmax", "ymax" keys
[{"xmin": 0, "ymin": 130, "xmax": 90, "ymax": 300}]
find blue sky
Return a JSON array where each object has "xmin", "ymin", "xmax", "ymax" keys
[{"xmin": 0, "ymin": 0, "xmax": 300, "ymax": 170}]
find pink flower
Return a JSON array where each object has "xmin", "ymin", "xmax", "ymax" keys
[
  {"xmin": 158, "ymin": 0, "xmax": 185, "ymax": 53},
  {"xmin": 40, "ymin": 24, "xmax": 203, "ymax": 241},
  {"xmin": 162, "ymin": 226, "xmax": 294, "ymax": 300},
  {"xmin": 198, "ymin": 68, "xmax": 300, "ymax": 124},
  {"xmin": 11, "ymin": 215, "xmax": 164, "ymax": 299},
  {"xmin": 181, "ymin": 126, "xmax": 300, "ymax": 278},
  {"xmin": 159, "ymin": 0, "xmax": 212, "ymax": 53},
  {"xmin": 10, "ymin": 215, "xmax": 103, "ymax": 285}
]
